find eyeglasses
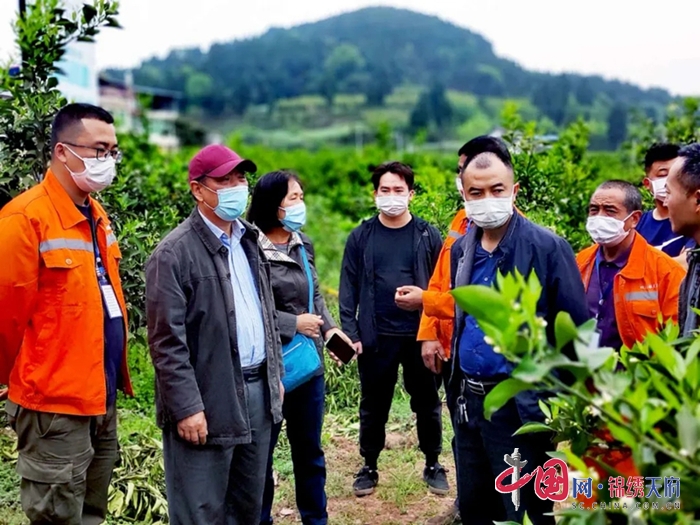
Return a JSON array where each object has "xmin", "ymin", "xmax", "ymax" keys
[{"xmin": 63, "ymin": 142, "xmax": 123, "ymax": 163}]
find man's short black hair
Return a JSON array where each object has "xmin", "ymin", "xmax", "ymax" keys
[
  {"xmin": 371, "ymin": 161, "xmax": 414, "ymax": 191},
  {"xmin": 596, "ymin": 180, "xmax": 643, "ymax": 213},
  {"xmin": 676, "ymin": 143, "xmax": 700, "ymax": 194},
  {"xmin": 458, "ymin": 136, "xmax": 513, "ymax": 171},
  {"xmin": 644, "ymin": 143, "xmax": 680, "ymax": 173},
  {"xmin": 50, "ymin": 103, "xmax": 115, "ymax": 150}
]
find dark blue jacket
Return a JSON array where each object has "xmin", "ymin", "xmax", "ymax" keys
[
  {"xmin": 450, "ymin": 212, "xmax": 589, "ymax": 422},
  {"xmin": 339, "ymin": 215, "xmax": 442, "ymax": 349}
]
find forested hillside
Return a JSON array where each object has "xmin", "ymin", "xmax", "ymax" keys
[{"xmin": 107, "ymin": 6, "xmax": 672, "ymax": 141}]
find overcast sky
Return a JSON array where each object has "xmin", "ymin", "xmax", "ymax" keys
[{"xmin": 1, "ymin": 0, "xmax": 699, "ymax": 96}]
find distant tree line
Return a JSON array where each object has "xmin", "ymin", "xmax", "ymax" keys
[{"xmin": 105, "ymin": 7, "xmax": 673, "ymax": 149}]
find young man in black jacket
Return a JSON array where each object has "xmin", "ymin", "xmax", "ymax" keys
[
  {"xmin": 449, "ymin": 137, "xmax": 589, "ymax": 525},
  {"xmin": 339, "ymin": 162, "xmax": 445, "ymax": 497}
]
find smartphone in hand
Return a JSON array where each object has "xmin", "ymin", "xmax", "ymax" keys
[{"xmin": 325, "ymin": 333, "xmax": 356, "ymax": 364}]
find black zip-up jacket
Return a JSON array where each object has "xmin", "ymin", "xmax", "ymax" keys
[
  {"xmin": 450, "ymin": 212, "xmax": 589, "ymax": 422},
  {"xmin": 339, "ymin": 215, "xmax": 442, "ymax": 349}
]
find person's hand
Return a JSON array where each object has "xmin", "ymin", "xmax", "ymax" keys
[
  {"xmin": 279, "ymin": 380, "xmax": 285, "ymax": 403},
  {"xmin": 352, "ymin": 341, "xmax": 363, "ymax": 356},
  {"xmin": 421, "ymin": 340, "xmax": 446, "ymax": 374},
  {"xmin": 324, "ymin": 327, "xmax": 355, "ymax": 365},
  {"xmin": 297, "ymin": 314, "xmax": 324, "ymax": 337},
  {"xmin": 177, "ymin": 411, "xmax": 208, "ymax": 445},
  {"xmin": 395, "ymin": 286, "xmax": 424, "ymax": 311},
  {"xmin": 0, "ymin": 387, "xmax": 8, "ymax": 402}
]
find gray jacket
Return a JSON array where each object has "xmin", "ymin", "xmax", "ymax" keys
[
  {"xmin": 257, "ymin": 230, "xmax": 336, "ymax": 368},
  {"xmin": 679, "ymin": 246, "xmax": 700, "ymax": 336},
  {"xmin": 146, "ymin": 208, "xmax": 284, "ymax": 446}
]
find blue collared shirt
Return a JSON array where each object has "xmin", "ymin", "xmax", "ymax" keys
[
  {"xmin": 199, "ymin": 210, "xmax": 266, "ymax": 367},
  {"xmin": 458, "ymin": 243, "xmax": 512, "ymax": 378},
  {"xmin": 585, "ymin": 244, "xmax": 632, "ymax": 351}
]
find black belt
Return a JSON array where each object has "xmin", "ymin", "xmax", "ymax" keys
[
  {"xmin": 465, "ymin": 376, "xmax": 502, "ymax": 396},
  {"xmin": 242, "ymin": 362, "xmax": 266, "ymax": 383}
]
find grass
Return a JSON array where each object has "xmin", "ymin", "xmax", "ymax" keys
[
  {"xmin": 0, "ymin": 390, "xmax": 456, "ymax": 525},
  {"xmin": 270, "ymin": 395, "xmax": 456, "ymax": 525}
]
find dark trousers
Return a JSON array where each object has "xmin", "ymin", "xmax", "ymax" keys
[
  {"xmin": 260, "ymin": 374, "xmax": 327, "ymax": 525},
  {"xmin": 443, "ymin": 360, "xmax": 460, "ymax": 510},
  {"xmin": 358, "ymin": 335, "xmax": 442, "ymax": 465},
  {"xmin": 453, "ymin": 385, "xmax": 555, "ymax": 525},
  {"xmin": 7, "ymin": 400, "xmax": 118, "ymax": 525},
  {"xmin": 163, "ymin": 376, "xmax": 272, "ymax": 525}
]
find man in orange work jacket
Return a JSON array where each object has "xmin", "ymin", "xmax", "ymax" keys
[
  {"xmin": 577, "ymin": 180, "xmax": 685, "ymax": 352},
  {"xmin": 0, "ymin": 103, "xmax": 132, "ymax": 525}
]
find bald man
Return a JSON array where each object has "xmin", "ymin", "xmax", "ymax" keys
[{"xmin": 447, "ymin": 136, "xmax": 588, "ymax": 525}]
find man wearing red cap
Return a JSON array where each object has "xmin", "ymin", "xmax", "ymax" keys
[{"xmin": 146, "ymin": 144, "xmax": 285, "ymax": 524}]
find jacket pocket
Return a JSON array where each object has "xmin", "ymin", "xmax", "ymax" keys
[
  {"xmin": 39, "ymin": 249, "xmax": 87, "ymax": 306},
  {"xmin": 630, "ymin": 300, "xmax": 659, "ymax": 319}
]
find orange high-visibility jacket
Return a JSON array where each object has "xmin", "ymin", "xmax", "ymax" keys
[
  {"xmin": 0, "ymin": 169, "xmax": 132, "ymax": 416},
  {"xmin": 576, "ymin": 233, "xmax": 685, "ymax": 350},
  {"xmin": 417, "ymin": 210, "xmax": 468, "ymax": 356}
]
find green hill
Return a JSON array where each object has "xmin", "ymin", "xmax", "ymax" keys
[{"xmin": 105, "ymin": 6, "xmax": 673, "ymax": 148}]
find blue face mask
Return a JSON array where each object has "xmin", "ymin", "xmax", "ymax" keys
[
  {"xmin": 279, "ymin": 202, "xmax": 307, "ymax": 232},
  {"xmin": 202, "ymin": 184, "xmax": 249, "ymax": 222}
]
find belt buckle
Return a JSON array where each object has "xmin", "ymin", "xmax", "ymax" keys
[{"xmin": 467, "ymin": 379, "xmax": 486, "ymax": 396}]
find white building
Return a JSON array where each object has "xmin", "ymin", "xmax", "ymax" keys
[{"xmin": 99, "ymin": 75, "xmax": 182, "ymax": 152}]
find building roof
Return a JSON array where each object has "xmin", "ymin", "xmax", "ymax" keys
[{"xmin": 99, "ymin": 75, "xmax": 183, "ymax": 100}]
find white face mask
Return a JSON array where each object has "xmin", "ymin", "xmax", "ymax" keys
[
  {"xmin": 464, "ymin": 193, "xmax": 515, "ymax": 230},
  {"xmin": 376, "ymin": 195, "xmax": 409, "ymax": 217},
  {"xmin": 651, "ymin": 177, "xmax": 668, "ymax": 200},
  {"xmin": 64, "ymin": 146, "xmax": 116, "ymax": 193},
  {"xmin": 586, "ymin": 214, "xmax": 632, "ymax": 246}
]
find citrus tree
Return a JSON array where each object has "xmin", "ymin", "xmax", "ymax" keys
[
  {"xmin": 453, "ymin": 272, "xmax": 699, "ymax": 524},
  {"xmin": 0, "ymin": 0, "xmax": 120, "ymax": 207}
]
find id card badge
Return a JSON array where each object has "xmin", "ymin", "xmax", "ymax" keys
[{"xmin": 101, "ymin": 284, "xmax": 123, "ymax": 319}]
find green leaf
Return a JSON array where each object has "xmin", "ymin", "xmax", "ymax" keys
[
  {"xmin": 82, "ymin": 4, "xmax": 98, "ymax": 24},
  {"xmin": 538, "ymin": 399, "xmax": 552, "ymax": 420},
  {"xmin": 451, "ymin": 285, "xmax": 510, "ymax": 327},
  {"xmin": 639, "ymin": 399, "xmax": 669, "ymax": 433},
  {"xmin": 606, "ymin": 421, "xmax": 637, "ymax": 449},
  {"xmin": 554, "ymin": 311, "xmax": 578, "ymax": 351},
  {"xmin": 648, "ymin": 333, "xmax": 686, "ymax": 381},
  {"xmin": 513, "ymin": 421, "xmax": 554, "ymax": 435},
  {"xmin": 512, "ymin": 354, "xmax": 551, "ymax": 382},
  {"xmin": 561, "ymin": 447, "xmax": 591, "ymax": 477},
  {"xmin": 483, "ymin": 378, "xmax": 531, "ymax": 420},
  {"xmin": 649, "ymin": 370, "xmax": 683, "ymax": 410},
  {"xmin": 676, "ymin": 405, "xmax": 699, "ymax": 456},
  {"xmin": 574, "ymin": 336, "xmax": 614, "ymax": 370},
  {"xmin": 684, "ymin": 336, "xmax": 700, "ymax": 367}
]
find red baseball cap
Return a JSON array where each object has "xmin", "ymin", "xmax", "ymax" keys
[{"xmin": 188, "ymin": 144, "xmax": 257, "ymax": 182}]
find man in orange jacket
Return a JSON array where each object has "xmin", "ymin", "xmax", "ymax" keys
[
  {"xmin": 0, "ymin": 103, "xmax": 132, "ymax": 525},
  {"xmin": 577, "ymin": 180, "xmax": 685, "ymax": 351}
]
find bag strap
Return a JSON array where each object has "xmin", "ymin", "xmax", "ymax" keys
[{"xmin": 298, "ymin": 242, "xmax": 314, "ymax": 314}]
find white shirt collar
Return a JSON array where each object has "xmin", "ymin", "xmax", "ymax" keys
[{"xmin": 198, "ymin": 208, "xmax": 245, "ymax": 242}]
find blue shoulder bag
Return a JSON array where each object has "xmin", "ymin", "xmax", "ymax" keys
[{"xmin": 281, "ymin": 243, "xmax": 322, "ymax": 392}]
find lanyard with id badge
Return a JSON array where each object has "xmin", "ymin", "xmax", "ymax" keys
[
  {"xmin": 589, "ymin": 251, "xmax": 613, "ymax": 350},
  {"xmin": 90, "ymin": 220, "xmax": 123, "ymax": 320}
]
